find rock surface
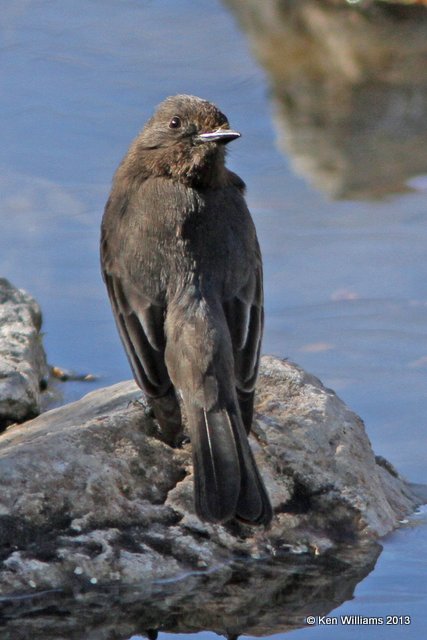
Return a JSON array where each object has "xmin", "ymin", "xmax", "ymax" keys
[
  {"xmin": 0, "ymin": 279, "xmax": 48, "ymax": 429},
  {"xmin": 225, "ymin": 0, "xmax": 427, "ymax": 199},
  {"xmin": 0, "ymin": 356, "xmax": 418, "ymax": 598},
  {"xmin": 0, "ymin": 542, "xmax": 382, "ymax": 639}
]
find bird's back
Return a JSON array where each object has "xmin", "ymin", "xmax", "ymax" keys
[{"xmin": 103, "ymin": 172, "xmax": 259, "ymax": 307}]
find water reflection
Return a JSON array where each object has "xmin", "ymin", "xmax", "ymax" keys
[
  {"xmin": 0, "ymin": 543, "xmax": 380, "ymax": 639},
  {"xmin": 224, "ymin": 0, "xmax": 427, "ymax": 199}
]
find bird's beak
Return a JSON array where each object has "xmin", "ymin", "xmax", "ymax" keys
[{"xmin": 196, "ymin": 129, "xmax": 241, "ymax": 145}]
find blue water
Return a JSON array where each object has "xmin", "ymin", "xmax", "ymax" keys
[{"xmin": 0, "ymin": 0, "xmax": 426, "ymax": 637}]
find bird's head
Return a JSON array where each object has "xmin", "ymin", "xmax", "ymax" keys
[{"xmin": 123, "ymin": 95, "xmax": 241, "ymax": 188}]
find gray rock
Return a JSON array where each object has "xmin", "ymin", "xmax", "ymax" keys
[
  {"xmin": 0, "ymin": 278, "xmax": 48, "ymax": 428},
  {"xmin": 0, "ymin": 356, "xmax": 418, "ymax": 599},
  {"xmin": 0, "ymin": 542, "xmax": 382, "ymax": 639}
]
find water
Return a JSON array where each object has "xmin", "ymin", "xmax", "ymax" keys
[{"xmin": 0, "ymin": 0, "xmax": 426, "ymax": 637}]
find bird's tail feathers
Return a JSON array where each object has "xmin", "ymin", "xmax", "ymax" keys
[
  {"xmin": 187, "ymin": 406, "xmax": 241, "ymax": 523},
  {"xmin": 186, "ymin": 403, "xmax": 272, "ymax": 525},
  {"xmin": 228, "ymin": 409, "xmax": 273, "ymax": 525}
]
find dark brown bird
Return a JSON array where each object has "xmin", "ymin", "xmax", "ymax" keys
[{"xmin": 101, "ymin": 94, "xmax": 272, "ymax": 525}]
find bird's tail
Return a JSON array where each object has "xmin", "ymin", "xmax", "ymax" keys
[{"xmin": 185, "ymin": 403, "xmax": 272, "ymax": 525}]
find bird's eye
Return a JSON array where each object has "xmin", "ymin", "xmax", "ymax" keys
[
  {"xmin": 169, "ymin": 116, "xmax": 182, "ymax": 129},
  {"xmin": 217, "ymin": 112, "xmax": 228, "ymax": 126}
]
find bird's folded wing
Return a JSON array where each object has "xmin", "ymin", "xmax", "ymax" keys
[
  {"xmin": 223, "ymin": 260, "xmax": 263, "ymax": 395},
  {"xmin": 103, "ymin": 270, "xmax": 172, "ymax": 398}
]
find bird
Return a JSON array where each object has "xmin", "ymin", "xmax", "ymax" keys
[{"xmin": 101, "ymin": 94, "xmax": 272, "ymax": 526}]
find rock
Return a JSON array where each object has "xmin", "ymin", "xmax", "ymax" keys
[
  {"xmin": 224, "ymin": 0, "xmax": 427, "ymax": 199},
  {"xmin": 0, "ymin": 356, "xmax": 418, "ymax": 599},
  {"xmin": 0, "ymin": 279, "xmax": 48, "ymax": 429},
  {"xmin": 0, "ymin": 541, "xmax": 382, "ymax": 639}
]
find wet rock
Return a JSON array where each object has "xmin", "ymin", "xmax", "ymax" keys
[
  {"xmin": 0, "ymin": 356, "xmax": 418, "ymax": 598},
  {"xmin": 0, "ymin": 541, "xmax": 382, "ymax": 639},
  {"xmin": 0, "ymin": 279, "xmax": 48, "ymax": 429}
]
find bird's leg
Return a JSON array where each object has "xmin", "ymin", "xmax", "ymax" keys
[{"xmin": 148, "ymin": 389, "xmax": 184, "ymax": 447}]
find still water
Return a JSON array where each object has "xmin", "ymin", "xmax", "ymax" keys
[{"xmin": 0, "ymin": 0, "xmax": 426, "ymax": 637}]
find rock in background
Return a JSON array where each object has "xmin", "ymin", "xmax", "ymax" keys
[
  {"xmin": 0, "ymin": 279, "xmax": 48, "ymax": 430},
  {"xmin": 224, "ymin": 0, "xmax": 427, "ymax": 199}
]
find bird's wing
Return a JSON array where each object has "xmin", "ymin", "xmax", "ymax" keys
[
  {"xmin": 101, "ymin": 227, "xmax": 172, "ymax": 398},
  {"xmin": 223, "ymin": 258, "xmax": 263, "ymax": 431}
]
